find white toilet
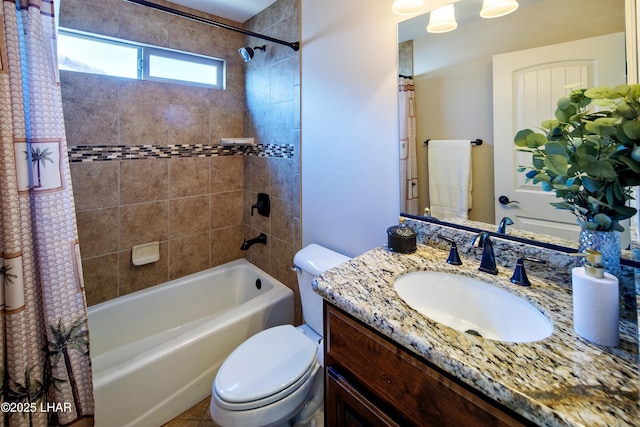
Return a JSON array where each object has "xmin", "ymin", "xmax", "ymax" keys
[{"xmin": 210, "ymin": 244, "xmax": 350, "ymax": 427}]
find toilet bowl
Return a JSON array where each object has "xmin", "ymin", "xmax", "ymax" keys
[{"xmin": 210, "ymin": 244, "xmax": 349, "ymax": 427}]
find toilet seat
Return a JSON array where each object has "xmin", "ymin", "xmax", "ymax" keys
[{"xmin": 214, "ymin": 325, "xmax": 317, "ymax": 411}]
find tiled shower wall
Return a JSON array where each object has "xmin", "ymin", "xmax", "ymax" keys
[
  {"xmin": 241, "ymin": 0, "xmax": 302, "ymax": 321},
  {"xmin": 60, "ymin": 0, "xmax": 301, "ymax": 320}
]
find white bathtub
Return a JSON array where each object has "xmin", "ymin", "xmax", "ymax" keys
[{"xmin": 88, "ymin": 259, "xmax": 294, "ymax": 427}]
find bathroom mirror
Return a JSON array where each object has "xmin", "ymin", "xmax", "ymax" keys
[{"xmin": 398, "ymin": 0, "xmax": 632, "ymax": 250}]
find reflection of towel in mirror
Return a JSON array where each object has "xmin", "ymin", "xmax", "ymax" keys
[{"xmin": 428, "ymin": 140, "xmax": 472, "ymax": 220}]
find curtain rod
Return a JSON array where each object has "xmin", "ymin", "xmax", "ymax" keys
[{"xmin": 123, "ymin": 0, "xmax": 300, "ymax": 51}]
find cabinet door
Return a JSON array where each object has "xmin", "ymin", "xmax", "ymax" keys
[
  {"xmin": 326, "ymin": 367, "xmax": 401, "ymax": 427},
  {"xmin": 324, "ymin": 303, "xmax": 531, "ymax": 427}
]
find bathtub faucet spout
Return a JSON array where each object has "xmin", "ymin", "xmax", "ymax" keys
[{"xmin": 240, "ymin": 233, "xmax": 267, "ymax": 250}]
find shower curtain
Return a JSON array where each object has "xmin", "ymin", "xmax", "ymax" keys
[
  {"xmin": 399, "ymin": 76, "xmax": 418, "ymax": 215},
  {"xmin": 0, "ymin": 1, "xmax": 94, "ymax": 426}
]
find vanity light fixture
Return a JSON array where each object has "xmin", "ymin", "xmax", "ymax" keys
[
  {"xmin": 426, "ymin": 3, "xmax": 458, "ymax": 33},
  {"xmin": 392, "ymin": 0, "xmax": 428, "ymax": 15},
  {"xmin": 479, "ymin": 0, "xmax": 519, "ymax": 18}
]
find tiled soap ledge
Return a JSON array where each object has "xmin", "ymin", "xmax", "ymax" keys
[{"xmin": 67, "ymin": 143, "xmax": 295, "ymax": 162}]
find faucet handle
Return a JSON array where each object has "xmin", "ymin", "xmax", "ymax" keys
[
  {"xmin": 439, "ymin": 235, "xmax": 462, "ymax": 265},
  {"xmin": 510, "ymin": 257, "xmax": 546, "ymax": 287},
  {"xmin": 251, "ymin": 193, "xmax": 270, "ymax": 217}
]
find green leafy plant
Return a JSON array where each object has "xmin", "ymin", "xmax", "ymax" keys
[{"xmin": 514, "ymin": 84, "xmax": 640, "ymax": 231}]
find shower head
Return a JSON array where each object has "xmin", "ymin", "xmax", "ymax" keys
[{"xmin": 238, "ymin": 45, "xmax": 266, "ymax": 62}]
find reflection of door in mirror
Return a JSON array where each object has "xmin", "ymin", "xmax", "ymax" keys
[
  {"xmin": 399, "ymin": 0, "xmax": 626, "ymax": 234},
  {"xmin": 493, "ymin": 32, "xmax": 626, "ymax": 241}
]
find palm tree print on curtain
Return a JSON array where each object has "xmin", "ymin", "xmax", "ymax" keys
[
  {"xmin": 27, "ymin": 146, "xmax": 54, "ymax": 189},
  {"xmin": 399, "ymin": 76, "xmax": 419, "ymax": 215},
  {"xmin": 0, "ymin": 1, "xmax": 94, "ymax": 426}
]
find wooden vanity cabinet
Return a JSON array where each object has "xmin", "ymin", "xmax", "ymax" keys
[{"xmin": 324, "ymin": 302, "xmax": 534, "ymax": 427}]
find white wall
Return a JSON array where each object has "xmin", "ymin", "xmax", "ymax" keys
[{"xmin": 300, "ymin": 0, "xmax": 402, "ymax": 257}]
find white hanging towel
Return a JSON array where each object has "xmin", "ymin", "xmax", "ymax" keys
[{"xmin": 428, "ymin": 140, "xmax": 472, "ymax": 220}]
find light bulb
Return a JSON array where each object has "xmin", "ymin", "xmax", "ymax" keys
[
  {"xmin": 427, "ymin": 4, "xmax": 458, "ymax": 33},
  {"xmin": 392, "ymin": 0, "xmax": 427, "ymax": 16},
  {"xmin": 480, "ymin": 0, "xmax": 519, "ymax": 18}
]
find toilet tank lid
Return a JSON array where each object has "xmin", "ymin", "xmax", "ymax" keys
[{"xmin": 294, "ymin": 244, "xmax": 350, "ymax": 276}]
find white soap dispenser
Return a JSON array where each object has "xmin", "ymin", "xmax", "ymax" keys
[{"xmin": 572, "ymin": 249, "xmax": 619, "ymax": 347}]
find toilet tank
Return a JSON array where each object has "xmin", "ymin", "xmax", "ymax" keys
[{"xmin": 294, "ymin": 244, "xmax": 350, "ymax": 336}]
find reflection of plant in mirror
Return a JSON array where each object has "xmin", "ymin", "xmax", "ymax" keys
[{"xmin": 514, "ymin": 84, "xmax": 640, "ymax": 231}]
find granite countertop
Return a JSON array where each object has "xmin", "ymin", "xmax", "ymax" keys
[{"xmin": 313, "ymin": 244, "xmax": 639, "ymax": 427}]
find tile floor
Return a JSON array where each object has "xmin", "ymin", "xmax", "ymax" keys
[{"xmin": 161, "ymin": 395, "xmax": 222, "ymax": 427}]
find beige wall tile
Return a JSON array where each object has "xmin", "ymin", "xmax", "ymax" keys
[
  {"xmin": 118, "ymin": 6, "xmax": 169, "ymax": 47},
  {"xmin": 245, "ymin": 69, "xmax": 270, "ymax": 111},
  {"xmin": 82, "ymin": 254, "xmax": 118, "ymax": 306},
  {"xmin": 211, "ymin": 191, "xmax": 243, "ymax": 229},
  {"xmin": 264, "ymin": 102, "xmax": 294, "ymax": 146},
  {"xmin": 270, "ymin": 157, "xmax": 296, "ymax": 201},
  {"xmin": 119, "ymin": 101, "xmax": 170, "ymax": 145},
  {"xmin": 119, "ymin": 201, "xmax": 169, "ymax": 250},
  {"xmin": 169, "ymin": 233, "xmax": 210, "ymax": 280},
  {"xmin": 246, "ymin": 156, "xmax": 270, "ymax": 193},
  {"xmin": 293, "ymin": 217, "xmax": 301, "ymax": 252},
  {"xmin": 271, "ymin": 198, "xmax": 293, "ymax": 244},
  {"xmin": 170, "ymin": 196, "xmax": 210, "ymax": 239},
  {"xmin": 59, "ymin": 0, "xmax": 120, "ymax": 37},
  {"xmin": 168, "ymin": 23, "xmax": 219, "ymax": 57},
  {"xmin": 70, "ymin": 162, "xmax": 119, "ymax": 211},
  {"xmin": 62, "ymin": 97, "xmax": 118, "ymax": 146},
  {"xmin": 212, "ymin": 68, "xmax": 244, "ymax": 111},
  {"xmin": 211, "ymin": 156, "xmax": 243, "ymax": 192},
  {"xmin": 170, "ymin": 157, "xmax": 210, "ymax": 198},
  {"xmin": 270, "ymin": 15, "xmax": 299, "ymax": 63},
  {"xmin": 242, "ymin": 190, "xmax": 252, "ymax": 227},
  {"xmin": 118, "ymin": 79, "xmax": 171, "ymax": 105},
  {"xmin": 59, "ymin": 71, "xmax": 118, "ymax": 100},
  {"xmin": 242, "ymin": 225, "xmax": 270, "ymax": 273},
  {"xmin": 76, "ymin": 208, "xmax": 118, "ymax": 259},
  {"xmin": 120, "ymin": 0, "xmax": 169, "ymax": 29},
  {"xmin": 118, "ymin": 244, "xmax": 169, "ymax": 296},
  {"xmin": 211, "ymin": 225, "xmax": 244, "ymax": 267},
  {"xmin": 270, "ymin": 58, "xmax": 295, "ymax": 104},
  {"xmin": 210, "ymin": 108, "xmax": 243, "ymax": 143},
  {"xmin": 272, "ymin": 0, "xmax": 297, "ymax": 25},
  {"xmin": 163, "ymin": 83, "xmax": 212, "ymax": 108},
  {"xmin": 120, "ymin": 159, "xmax": 169, "ymax": 204},
  {"xmin": 167, "ymin": 105, "xmax": 210, "ymax": 145},
  {"xmin": 270, "ymin": 237, "xmax": 298, "ymax": 323}
]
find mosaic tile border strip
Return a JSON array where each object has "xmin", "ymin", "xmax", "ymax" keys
[{"xmin": 67, "ymin": 143, "xmax": 295, "ymax": 162}]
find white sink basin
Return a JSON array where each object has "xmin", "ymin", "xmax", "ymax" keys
[{"xmin": 394, "ymin": 271, "xmax": 553, "ymax": 343}]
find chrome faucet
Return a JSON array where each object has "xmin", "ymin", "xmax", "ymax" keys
[
  {"xmin": 471, "ymin": 232, "xmax": 498, "ymax": 275},
  {"xmin": 497, "ymin": 217, "xmax": 513, "ymax": 234}
]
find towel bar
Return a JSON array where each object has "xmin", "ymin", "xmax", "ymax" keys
[{"xmin": 424, "ymin": 139, "xmax": 482, "ymax": 146}]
